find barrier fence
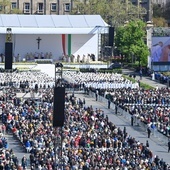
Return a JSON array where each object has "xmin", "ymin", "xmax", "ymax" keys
[{"xmin": 89, "ymin": 91, "xmax": 169, "ymax": 146}]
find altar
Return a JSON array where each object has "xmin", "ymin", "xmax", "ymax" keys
[{"xmin": 0, "ymin": 14, "xmax": 109, "ymax": 61}]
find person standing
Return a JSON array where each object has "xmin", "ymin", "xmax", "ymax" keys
[
  {"xmin": 95, "ymin": 89, "xmax": 99, "ymax": 101},
  {"xmin": 147, "ymin": 127, "xmax": 151, "ymax": 138},
  {"xmin": 168, "ymin": 140, "xmax": 170, "ymax": 152},
  {"xmin": 139, "ymin": 69, "xmax": 142, "ymax": 80},
  {"xmin": 108, "ymin": 98, "xmax": 111, "ymax": 109},
  {"xmin": 146, "ymin": 140, "xmax": 149, "ymax": 147},
  {"xmin": 131, "ymin": 115, "xmax": 134, "ymax": 126},
  {"xmin": 115, "ymin": 104, "xmax": 118, "ymax": 114}
]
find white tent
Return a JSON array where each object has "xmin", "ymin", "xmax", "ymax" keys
[{"xmin": 0, "ymin": 14, "xmax": 109, "ymax": 62}]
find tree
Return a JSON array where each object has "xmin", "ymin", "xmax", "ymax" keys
[
  {"xmin": 0, "ymin": 0, "xmax": 10, "ymax": 14},
  {"xmin": 71, "ymin": 0, "xmax": 147, "ymax": 27},
  {"xmin": 163, "ymin": 1, "xmax": 170, "ymax": 22},
  {"xmin": 11, "ymin": 8, "xmax": 22, "ymax": 14},
  {"xmin": 153, "ymin": 17, "xmax": 168, "ymax": 27},
  {"xmin": 115, "ymin": 20, "xmax": 149, "ymax": 66},
  {"xmin": 0, "ymin": 0, "xmax": 22, "ymax": 14},
  {"xmin": 153, "ymin": 4, "xmax": 164, "ymax": 18}
]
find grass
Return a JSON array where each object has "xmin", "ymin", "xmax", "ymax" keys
[{"xmin": 122, "ymin": 75, "xmax": 154, "ymax": 90}]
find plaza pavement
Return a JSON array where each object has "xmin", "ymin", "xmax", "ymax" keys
[
  {"xmin": 4, "ymin": 92, "xmax": 170, "ymax": 168},
  {"xmin": 3, "ymin": 66, "xmax": 170, "ymax": 169},
  {"xmin": 75, "ymin": 92, "xmax": 170, "ymax": 164}
]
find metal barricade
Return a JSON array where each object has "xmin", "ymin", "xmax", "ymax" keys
[{"xmin": 88, "ymin": 91, "xmax": 169, "ymax": 145}]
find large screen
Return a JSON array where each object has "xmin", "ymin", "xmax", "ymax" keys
[{"xmin": 151, "ymin": 37, "xmax": 170, "ymax": 62}]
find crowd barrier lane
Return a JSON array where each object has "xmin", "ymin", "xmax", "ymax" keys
[
  {"xmin": 89, "ymin": 92, "xmax": 169, "ymax": 146},
  {"xmin": 122, "ymin": 109, "xmax": 131, "ymax": 121},
  {"xmin": 138, "ymin": 121, "xmax": 169, "ymax": 146}
]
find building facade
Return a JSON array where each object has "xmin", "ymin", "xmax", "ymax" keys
[
  {"xmin": 2, "ymin": 0, "xmax": 170, "ymax": 16},
  {"xmin": 1, "ymin": 0, "xmax": 73, "ymax": 15}
]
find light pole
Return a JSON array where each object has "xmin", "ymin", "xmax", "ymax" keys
[{"xmin": 146, "ymin": 21, "xmax": 153, "ymax": 71}]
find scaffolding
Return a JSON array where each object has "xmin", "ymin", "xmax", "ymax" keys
[{"xmin": 54, "ymin": 62, "xmax": 64, "ymax": 170}]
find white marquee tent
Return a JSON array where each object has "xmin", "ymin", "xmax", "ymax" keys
[{"xmin": 0, "ymin": 14, "xmax": 109, "ymax": 61}]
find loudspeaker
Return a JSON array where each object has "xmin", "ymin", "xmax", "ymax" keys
[
  {"xmin": 109, "ymin": 27, "xmax": 114, "ymax": 46},
  {"xmin": 53, "ymin": 87, "xmax": 65, "ymax": 127},
  {"xmin": 5, "ymin": 42, "xmax": 13, "ymax": 70}
]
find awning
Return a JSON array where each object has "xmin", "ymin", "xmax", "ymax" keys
[{"xmin": 0, "ymin": 27, "xmax": 108, "ymax": 34}]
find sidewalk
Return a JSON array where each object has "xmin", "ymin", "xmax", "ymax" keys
[{"xmin": 122, "ymin": 69, "xmax": 167, "ymax": 88}]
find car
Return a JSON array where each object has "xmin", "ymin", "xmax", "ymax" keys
[{"xmin": 108, "ymin": 62, "xmax": 122, "ymax": 69}]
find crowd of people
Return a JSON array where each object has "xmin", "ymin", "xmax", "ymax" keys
[
  {"xmin": 104, "ymin": 87, "xmax": 170, "ymax": 137},
  {"xmin": 63, "ymin": 71, "xmax": 170, "ymax": 137},
  {"xmin": 0, "ymin": 70, "xmax": 169, "ymax": 169},
  {"xmin": 63, "ymin": 71, "xmax": 139, "ymax": 90},
  {"xmin": 153, "ymin": 72, "xmax": 170, "ymax": 85}
]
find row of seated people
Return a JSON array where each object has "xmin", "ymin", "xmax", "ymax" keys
[
  {"xmin": 61, "ymin": 53, "xmax": 96, "ymax": 63},
  {"xmin": 63, "ymin": 71, "xmax": 170, "ymax": 137},
  {"xmin": 25, "ymin": 52, "xmax": 53, "ymax": 61},
  {"xmin": 0, "ymin": 69, "xmax": 169, "ymax": 169},
  {"xmin": 1, "ymin": 88, "xmax": 169, "ymax": 169},
  {"xmin": 0, "ymin": 125, "xmax": 25, "ymax": 169},
  {"xmin": 0, "ymin": 52, "xmax": 53, "ymax": 63}
]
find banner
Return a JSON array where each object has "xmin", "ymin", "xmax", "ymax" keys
[
  {"xmin": 68, "ymin": 34, "xmax": 71, "ymax": 56},
  {"xmin": 62, "ymin": 34, "xmax": 66, "ymax": 56},
  {"xmin": 151, "ymin": 37, "xmax": 170, "ymax": 62}
]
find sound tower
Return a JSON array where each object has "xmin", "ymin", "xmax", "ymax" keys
[
  {"xmin": 53, "ymin": 87, "xmax": 65, "ymax": 127},
  {"xmin": 5, "ymin": 42, "xmax": 13, "ymax": 70},
  {"xmin": 109, "ymin": 27, "xmax": 114, "ymax": 46}
]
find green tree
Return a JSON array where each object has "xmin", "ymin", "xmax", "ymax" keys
[
  {"xmin": 0, "ymin": 0, "xmax": 10, "ymax": 14},
  {"xmin": 0, "ymin": 0, "xmax": 22, "ymax": 14},
  {"xmin": 163, "ymin": 1, "xmax": 170, "ymax": 21},
  {"xmin": 115, "ymin": 20, "xmax": 149, "ymax": 66},
  {"xmin": 153, "ymin": 4, "xmax": 164, "ymax": 18},
  {"xmin": 153, "ymin": 17, "xmax": 168, "ymax": 27},
  {"xmin": 10, "ymin": 8, "xmax": 22, "ymax": 14},
  {"xmin": 71, "ymin": 0, "xmax": 147, "ymax": 27}
]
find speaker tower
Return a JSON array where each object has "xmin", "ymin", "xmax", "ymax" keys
[
  {"xmin": 5, "ymin": 28, "xmax": 13, "ymax": 70},
  {"xmin": 53, "ymin": 87, "xmax": 65, "ymax": 127},
  {"xmin": 5, "ymin": 43, "xmax": 13, "ymax": 70}
]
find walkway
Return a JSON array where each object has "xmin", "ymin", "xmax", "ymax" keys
[{"xmin": 122, "ymin": 68, "xmax": 167, "ymax": 88}]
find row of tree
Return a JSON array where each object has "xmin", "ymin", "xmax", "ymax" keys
[
  {"xmin": 71, "ymin": 0, "xmax": 153, "ymax": 66},
  {"xmin": 72, "ymin": 0, "xmax": 147, "ymax": 27},
  {"xmin": 153, "ymin": 2, "xmax": 170, "ymax": 27}
]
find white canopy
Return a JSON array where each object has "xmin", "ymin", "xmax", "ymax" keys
[{"xmin": 0, "ymin": 14, "xmax": 109, "ymax": 34}]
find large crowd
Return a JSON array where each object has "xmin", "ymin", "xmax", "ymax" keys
[
  {"xmin": 0, "ymin": 70, "xmax": 169, "ymax": 169},
  {"xmin": 64, "ymin": 71, "xmax": 170, "ymax": 137}
]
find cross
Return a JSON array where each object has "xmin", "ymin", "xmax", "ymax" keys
[{"xmin": 36, "ymin": 37, "xmax": 42, "ymax": 49}]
